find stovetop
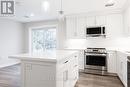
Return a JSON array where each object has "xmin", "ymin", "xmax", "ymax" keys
[{"xmin": 85, "ymin": 48, "xmax": 107, "ymax": 54}]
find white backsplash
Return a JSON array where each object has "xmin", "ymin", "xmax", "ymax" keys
[{"xmin": 65, "ymin": 37, "xmax": 130, "ymax": 50}]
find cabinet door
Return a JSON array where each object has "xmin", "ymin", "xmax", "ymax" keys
[
  {"xmin": 117, "ymin": 52, "xmax": 127, "ymax": 87},
  {"xmin": 78, "ymin": 50, "xmax": 84, "ymax": 70},
  {"xmin": 77, "ymin": 17, "xmax": 86, "ymax": 39},
  {"xmin": 106, "ymin": 14, "xmax": 123, "ymax": 38},
  {"xmin": 122, "ymin": 55, "xmax": 127, "ymax": 87},
  {"xmin": 63, "ymin": 70, "xmax": 69, "ymax": 87},
  {"xmin": 123, "ymin": 7, "xmax": 130, "ymax": 36},
  {"xmin": 68, "ymin": 54, "xmax": 79, "ymax": 87},
  {"xmin": 66, "ymin": 16, "xmax": 77, "ymax": 39},
  {"xmin": 116, "ymin": 52, "xmax": 121, "ymax": 77},
  {"xmin": 107, "ymin": 51, "xmax": 117, "ymax": 73},
  {"xmin": 96, "ymin": 16, "xmax": 106, "ymax": 26},
  {"xmin": 86, "ymin": 16, "xmax": 96, "ymax": 27},
  {"xmin": 117, "ymin": 52, "xmax": 124, "ymax": 81},
  {"xmin": 24, "ymin": 63, "xmax": 56, "ymax": 87}
]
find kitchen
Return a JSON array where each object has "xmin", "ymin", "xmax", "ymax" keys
[{"xmin": 0, "ymin": 0, "xmax": 130, "ymax": 87}]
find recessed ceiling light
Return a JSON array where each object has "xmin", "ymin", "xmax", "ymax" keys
[
  {"xmin": 30, "ymin": 13, "xmax": 34, "ymax": 17},
  {"xmin": 42, "ymin": 1, "xmax": 50, "ymax": 12}
]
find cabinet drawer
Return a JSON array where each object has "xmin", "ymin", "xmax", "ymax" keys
[{"xmin": 57, "ymin": 59, "xmax": 70, "ymax": 70}]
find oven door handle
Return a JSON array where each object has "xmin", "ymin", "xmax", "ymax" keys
[{"xmin": 85, "ymin": 53, "xmax": 107, "ymax": 56}]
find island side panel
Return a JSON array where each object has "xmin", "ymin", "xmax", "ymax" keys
[
  {"xmin": 56, "ymin": 52, "xmax": 79, "ymax": 87},
  {"xmin": 21, "ymin": 60, "xmax": 56, "ymax": 87}
]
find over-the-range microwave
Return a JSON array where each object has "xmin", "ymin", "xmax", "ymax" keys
[{"xmin": 86, "ymin": 26, "xmax": 106, "ymax": 37}]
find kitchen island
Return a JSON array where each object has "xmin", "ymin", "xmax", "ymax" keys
[{"xmin": 10, "ymin": 50, "xmax": 79, "ymax": 87}]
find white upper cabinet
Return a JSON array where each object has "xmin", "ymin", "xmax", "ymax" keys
[
  {"xmin": 123, "ymin": 7, "xmax": 130, "ymax": 36},
  {"xmin": 66, "ymin": 15, "xmax": 106, "ymax": 39},
  {"xmin": 66, "ymin": 16, "xmax": 86, "ymax": 39},
  {"xmin": 86, "ymin": 16, "xmax": 96, "ymax": 27},
  {"xmin": 66, "ymin": 13, "xmax": 123, "ymax": 39},
  {"xmin": 86, "ymin": 16, "xmax": 106, "ymax": 27},
  {"xmin": 66, "ymin": 16, "xmax": 77, "ymax": 39},
  {"xmin": 96, "ymin": 16, "xmax": 106, "ymax": 26},
  {"xmin": 106, "ymin": 14, "xmax": 123, "ymax": 38},
  {"xmin": 77, "ymin": 16, "xmax": 86, "ymax": 39}
]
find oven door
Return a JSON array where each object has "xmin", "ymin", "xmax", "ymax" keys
[
  {"xmin": 85, "ymin": 53, "xmax": 107, "ymax": 71},
  {"xmin": 86, "ymin": 27, "xmax": 105, "ymax": 35}
]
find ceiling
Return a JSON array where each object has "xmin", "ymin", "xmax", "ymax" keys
[{"xmin": 0, "ymin": 0, "xmax": 127, "ymax": 22}]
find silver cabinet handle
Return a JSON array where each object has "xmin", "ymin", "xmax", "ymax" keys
[
  {"xmin": 64, "ymin": 61, "xmax": 68, "ymax": 64},
  {"xmin": 63, "ymin": 70, "xmax": 68, "ymax": 81},
  {"xmin": 74, "ymin": 65, "xmax": 78, "ymax": 67}
]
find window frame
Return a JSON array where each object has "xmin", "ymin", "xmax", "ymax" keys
[{"xmin": 29, "ymin": 25, "xmax": 58, "ymax": 53}]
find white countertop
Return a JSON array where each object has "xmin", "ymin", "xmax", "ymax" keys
[{"xmin": 9, "ymin": 50, "xmax": 78, "ymax": 62}]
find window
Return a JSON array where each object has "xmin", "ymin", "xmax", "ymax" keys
[{"xmin": 30, "ymin": 26, "xmax": 56, "ymax": 52}]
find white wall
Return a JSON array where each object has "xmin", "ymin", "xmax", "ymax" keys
[
  {"xmin": 0, "ymin": 19, "xmax": 25, "ymax": 68},
  {"xmin": 24, "ymin": 20, "xmax": 66, "ymax": 52}
]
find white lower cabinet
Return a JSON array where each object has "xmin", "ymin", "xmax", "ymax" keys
[
  {"xmin": 78, "ymin": 50, "xmax": 84, "ymax": 70},
  {"xmin": 107, "ymin": 51, "xmax": 117, "ymax": 73},
  {"xmin": 22, "ymin": 53, "xmax": 79, "ymax": 87},
  {"xmin": 117, "ymin": 51, "xmax": 127, "ymax": 87},
  {"xmin": 107, "ymin": 51, "xmax": 128, "ymax": 87}
]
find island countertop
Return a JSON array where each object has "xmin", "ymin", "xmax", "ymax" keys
[{"xmin": 9, "ymin": 50, "xmax": 78, "ymax": 62}]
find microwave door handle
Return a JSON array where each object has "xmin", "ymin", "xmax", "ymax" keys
[{"xmin": 101, "ymin": 27, "xmax": 103, "ymax": 35}]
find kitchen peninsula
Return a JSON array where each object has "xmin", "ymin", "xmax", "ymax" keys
[{"xmin": 10, "ymin": 50, "xmax": 79, "ymax": 87}]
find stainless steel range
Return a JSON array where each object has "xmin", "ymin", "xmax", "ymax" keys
[{"xmin": 84, "ymin": 48, "xmax": 107, "ymax": 75}]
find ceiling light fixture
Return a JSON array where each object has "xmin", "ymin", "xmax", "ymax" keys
[
  {"xmin": 105, "ymin": 0, "xmax": 115, "ymax": 7},
  {"xmin": 58, "ymin": 0, "xmax": 64, "ymax": 15},
  {"xmin": 42, "ymin": 1, "xmax": 50, "ymax": 12},
  {"xmin": 58, "ymin": 0, "xmax": 64, "ymax": 21}
]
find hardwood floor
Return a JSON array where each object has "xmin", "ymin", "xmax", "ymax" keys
[
  {"xmin": 76, "ymin": 73, "xmax": 124, "ymax": 87},
  {"xmin": 0, "ymin": 64, "xmax": 20, "ymax": 87},
  {"xmin": 0, "ymin": 65, "xmax": 124, "ymax": 87}
]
